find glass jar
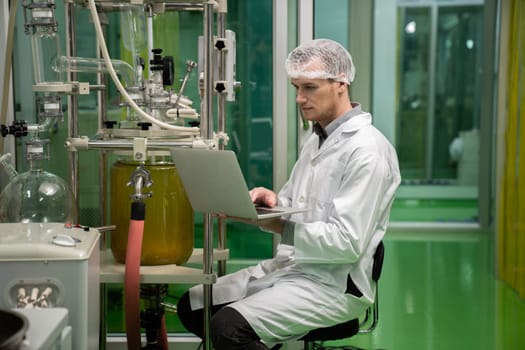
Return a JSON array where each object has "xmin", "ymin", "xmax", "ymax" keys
[{"xmin": 110, "ymin": 160, "xmax": 194, "ymax": 265}]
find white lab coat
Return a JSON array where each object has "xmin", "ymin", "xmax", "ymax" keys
[{"xmin": 189, "ymin": 112, "xmax": 401, "ymax": 345}]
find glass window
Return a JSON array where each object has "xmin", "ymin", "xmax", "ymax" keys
[
  {"xmin": 397, "ymin": 7, "xmax": 431, "ymax": 180},
  {"xmin": 433, "ymin": 5, "xmax": 483, "ymax": 182},
  {"xmin": 312, "ymin": 0, "xmax": 486, "ymax": 223},
  {"xmin": 394, "ymin": 4, "xmax": 484, "ymax": 222}
]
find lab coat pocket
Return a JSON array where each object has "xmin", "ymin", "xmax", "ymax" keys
[
  {"xmin": 313, "ymin": 158, "xmax": 346, "ymax": 202},
  {"xmin": 312, "ymin": 162, "xmax": 345, "ymax": 217}
]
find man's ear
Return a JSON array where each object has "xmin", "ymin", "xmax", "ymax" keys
[{"xmin": 337, "ymin": 81, "xmax": 348, "ymax": 94}]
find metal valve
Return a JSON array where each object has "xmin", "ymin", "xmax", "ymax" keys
[{"xmin": 127, "ymin": 164, "xmax": 153, "ymax": 201}]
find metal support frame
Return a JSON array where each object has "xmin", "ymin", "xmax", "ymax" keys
[
  {"xmin": 58, "ymin": 1, "xmax": 224, "ymax": 349},
  {"xmin": 202, "ymin": 3, "xmax": 216, "ymax": 350},
  {"xmin": 217, "ymin": 2, "xmax": 228, "ymax": 278},
  {"xmin": 65, "ymin": 2, "xmax": 79, "ymax": 222}
]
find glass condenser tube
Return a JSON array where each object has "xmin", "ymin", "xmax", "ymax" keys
[
  {"xmin": 53, "ymin": 56, "xmax": 138, "ymax": 87},
  {"xmin": 31, "ymin": 31, "xmax": 63, "ymax": 85}
]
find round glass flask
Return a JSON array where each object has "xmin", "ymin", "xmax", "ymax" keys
[
  {"xmin": 0, "ymin": 154, "xmax": 76, "ymax": 225},
  {"xmin": 110, "ymin": 159, "xmax": 194, "ymax": 265}
]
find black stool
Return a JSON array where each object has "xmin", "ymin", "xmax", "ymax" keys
[{"xmin": 301, "ymin": 241, "xmax": 385, "ymax": 350}]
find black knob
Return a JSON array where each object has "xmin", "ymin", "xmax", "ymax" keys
[
  {"xmin": 162, "ymin": 56, "xmax": 175, "ymax": 86},
  {"xmin": 11, "ymin": 120, "xmax": 28, "ymax": 137},
  {"xmin": 150, "ymin": 49, "xmax": 164, "ymax": 71},
  {"xmin": 215, "ymin": 39, "xmax": 226, "ymax": 50},
  {"xmin": 137, "ymin": 122, "xmax": 152, "ymax": 131},
  {"xmin": 215, "ymin": 82, "xmax": 226, "ymax": 93},
  {"xmin": 104, "ymin": 121, "xmax": 118, "ymax": 129}
]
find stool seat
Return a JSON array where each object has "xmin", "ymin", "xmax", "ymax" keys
[{"xmin": 301, "ymin": 241, "xmax": 384, "ymax": 349}]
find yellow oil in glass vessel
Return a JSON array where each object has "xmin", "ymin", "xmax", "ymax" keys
[{"xmin": 110, "ymin": 159, "xmax": 194, "ymax": 265}]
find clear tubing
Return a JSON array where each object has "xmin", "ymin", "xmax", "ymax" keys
[{"xmin": 54, "ymin": 55, "xmax": 137, "ymax": 87}]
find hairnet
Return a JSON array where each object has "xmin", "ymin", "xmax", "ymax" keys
[{"xmin": 285, "ymin": 39, "xmax": 355, "ymax": 85}]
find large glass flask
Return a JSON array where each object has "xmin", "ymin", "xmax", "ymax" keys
[
  {"xmin": 0, "ymin": 152, "xmax": 76, "ymax": 225},
  {"xmin": 110, "ymin": 160, "xmax": 194, "ymax": 265}
]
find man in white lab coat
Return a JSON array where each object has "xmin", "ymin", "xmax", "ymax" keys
[{"xmin": 177, "ymin": 38, "xmax": 401, "ymax": 350}]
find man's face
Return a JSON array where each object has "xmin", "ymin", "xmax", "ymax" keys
[{"xmin": 291, "ymin": 78, "xmax": 347, "ymax": 127}]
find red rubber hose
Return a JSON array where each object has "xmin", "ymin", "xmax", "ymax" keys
[
  {"xmin": 125, "ymin": 202, "xmax": 145, "ymax": 350},
  {"xmin": 158, "ymin": 314, "xmax": 169, "ymax": 350}
]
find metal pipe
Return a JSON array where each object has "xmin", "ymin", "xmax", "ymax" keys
[
  {"xmin": 65, "ymin": 1, "xmax": 79, "ymax": 223},
  {"xmin": 201, "ymin": 3, "xmax": 214, "ymax": 140},
  {"xmin": 217, "ymin": 7, "xmax": 226, "ymax": 143},
  {"xmin": 479, "ymin": 0, "xmax": 500, "ymax": 231},
  {"xmin": 164, "ymin": 3, "xmax": 205, "ymax": 11},
  {"xmin": 202, "ymin": 4, "xmax": 215, "ymax": 349},
  {"xmin": 202, "ymin": 214, "xmax": 214, "ymax": 350},
  {"xmin": 97, "ymin": 25, "xmax": 109, "ymax": 350},
  {"xmin": 94, "ymin": 3, "xmax": 205, "ymax": 12},
  {"xmin": 97, "ymin": 28, "xmax": 108, "ymax": 228},
  {"xmin": 216, "ymin": 3, "xmax": 227, "ymax": 277},
  {"xmin": 174, "ymin": 60, "xmax": 198, "ymax": 107},
  {"xmin": 66, "ymin": 138, "xmax": 194, "ymax": 151},
  {"xmin": 426, "ymin": 5, "xmax": 438, "ymax": 180}
]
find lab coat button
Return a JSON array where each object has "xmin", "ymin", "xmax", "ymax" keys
[{"xmin": 299, "ymin": 196, "xmax": 305, "ymax": 202}]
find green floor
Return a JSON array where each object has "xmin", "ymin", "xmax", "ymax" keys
[
  {"xmin": 216, "ymin": 230, "xmax": 525, "ymax": 349},
  {"xmin": 318, "ymin": 231, "xmax": 525, "ymax": 350},
  {"xmin": 106, "ymin": 229, "xmax": 525, "ymax": 350}
]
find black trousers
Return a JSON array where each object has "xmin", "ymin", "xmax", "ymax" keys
[{"xmin": 177, "ymin": 291, "xmax": 282, "ymax": 350}]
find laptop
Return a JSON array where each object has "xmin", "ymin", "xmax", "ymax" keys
[{"xmin": 170, "ymin": 148, "xmax": 309, "ymax": 220}]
